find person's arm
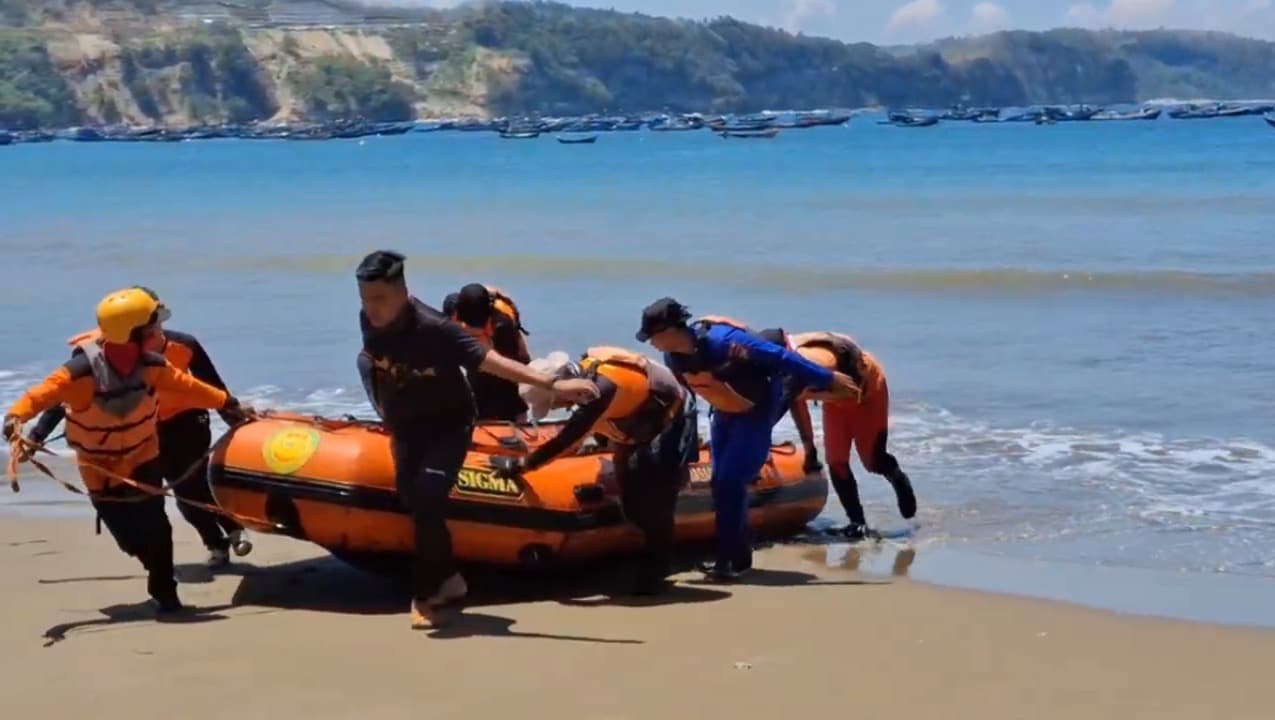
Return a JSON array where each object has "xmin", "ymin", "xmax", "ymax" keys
[
  {"xmin": 433, "ymin": 318, "xmax": 598, "ymax": 404},
  {"xmin": 477, "ymin": 350, "xmax": 598, "ymax": 404},
  {"xmin": 356, "ymin": 351, "xmax": 384, "ymax": 420},
  {"xmin": 25, "ymin": 406, "xmax": 66, "ymax": 445},
  {"xmin": 520, "ymin": 377, "xmax": 618, "ymax": 471},
  {"xmin": 790, "ymin": 399, "xmax": 823, "ymax": 471},
  {"xmin": 5, "ymin": 363, "xmax": 81, "ymax": 426},
  {"xmin": 713, "ymin": 326, "xmax": 834, "ymax": 390},
  {"xmin": 150, "ymin": 362, "xmax": 231, "ymax": 411},
  {"xmin": 791, "ymin": 398, "xmax": 815, "ymax": 451}
]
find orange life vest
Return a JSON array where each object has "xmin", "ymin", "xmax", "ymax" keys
[
  {"xmin": 451, "ymin": 286, "xmax": 528, "ymax": 351},
  {"xmin": 63, "ymin": 341, "xmax": 161, "ymax": 490},
  {"xmin": 486, "ymin": 286, "xmax": 527, "ymax": 335},
  {"xmin": 580, "ymin": 346, "xmax": 683, "ymax": 444},
  {"xmin": 69, "ymin": 328, "xmax": 202, "ymax": 422},
  {"xmin": 680, "ymin": 316, "xmax": 760, "ymax": 413}
]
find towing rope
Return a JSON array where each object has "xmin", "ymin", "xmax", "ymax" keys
[{"xmin": 6, "ymin": 421, "xmax": 277, "ymax": 531}]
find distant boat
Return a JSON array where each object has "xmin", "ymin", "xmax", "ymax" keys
[
  {"xmin": 719, "ymin": 128, "xmax": 779, "ymax": 139},
  {"xmin": 649, "ymin": 121, "xmax": 699, "ymax": 131},
  {"xmin": 1092, "ymin": 107, "xmax": 1162, "ymax": 121},
  {"xmin": 883, "ymin": 110, "xmax": 939, "ymax": 127},
  {"xmin": 557, "ymin": 135, "xmax": 597, "ymax": 144},
  {"xmin": 894, "ymin": 115, "xmax": 939, "ymax": 127},
  {"xmin": 499, "ymin": 130, "xmax": 540, "ymax": 139}
]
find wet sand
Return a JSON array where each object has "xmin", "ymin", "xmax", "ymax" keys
[{"xmin": 2, "ymin": 511, "xmax": 1273, "ymax": 720}]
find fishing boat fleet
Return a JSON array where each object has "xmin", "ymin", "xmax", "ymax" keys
[{"xmin": 2, "ymin": 102, "xmax": 1273, "ymax": 147}]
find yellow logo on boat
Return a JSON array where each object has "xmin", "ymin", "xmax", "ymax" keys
[
  {"xmin": 455, "ymin": 467, "xmax": 523, "ymax": 499},
  {"xmin": 262, "ymin": 427, "xmax": 321, "ymax": 475}
]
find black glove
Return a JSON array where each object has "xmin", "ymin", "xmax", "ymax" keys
[
  {"xmin": 802, "ymin": 447, "xmax": 823, "ymax": 474},
  {"xmin": 218, "ymin": 396, "xmax": 255, "ymax": 426},
  {"xmin": 2, "ymin": 415, "xmax": 20, "ymax": 443},
  {"xmin": 490, "ymin": 455, "xmax": 526, "ymax": 480}
]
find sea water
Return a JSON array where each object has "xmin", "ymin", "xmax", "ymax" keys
[{"xmin": 2, "ymin": 115, "xmax": 1273, "ymax": 615}]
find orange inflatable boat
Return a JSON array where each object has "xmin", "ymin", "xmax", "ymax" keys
[{"xmin": 207, "ymin": 412, "xmax": 826, "ymax": 571}]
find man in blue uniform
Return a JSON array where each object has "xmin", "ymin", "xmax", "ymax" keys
[{"xmin": 635, "ymin": 298, "xmax": 861, "ymax": 579}]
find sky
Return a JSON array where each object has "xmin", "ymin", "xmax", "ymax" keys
[{"xmin": 391, "ymin": 1, "xmax": 1275, "ymax": 44}]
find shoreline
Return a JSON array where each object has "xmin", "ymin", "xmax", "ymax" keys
[
  {"xmin": 2, "ymin": 514, "xmax": 1273, "ymax": 718},
  {"xmin": 3, "ymin": 101, "xmax": 1273, "ymax": 146},
  {"xmin": 5, "ymin": 458, "xmax": 1275, "ymax": 631}
]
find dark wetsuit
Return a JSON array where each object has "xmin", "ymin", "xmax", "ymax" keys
[
  {"xmin": 27, "ymin": 330, "xmax": 244, "ymax": 553},
  {"xmin": 358, "ymin": 297, "xmax": 489, "ymax": 601}
]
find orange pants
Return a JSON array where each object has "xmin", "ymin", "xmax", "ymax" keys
[{"xmin": 821, "ymin": 352, "xmax": 895, "ymax": 474}]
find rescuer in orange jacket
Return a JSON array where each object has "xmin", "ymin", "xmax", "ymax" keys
[
  {"xmin": 3, "ymin": 288, "xmax": 254, "ymax": 613},
  {"xmin": 443, "ymin": 283, "xmax": 532, "ymax": 422},
  {"xmin": 499, "ymin": 347, "xmax": 697, "ymax": 594},
  {"xmin": 23, "ymin": 287, "xmax": 253, "ymax": 568},
  {"xmin": 759, "ymin": 327, "xmax": 917, "ymax": 539}
]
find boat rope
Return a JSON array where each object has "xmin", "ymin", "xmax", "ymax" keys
[{"xmin": 6, "ymin": 424, "xmax": 276, "ymax": 530}]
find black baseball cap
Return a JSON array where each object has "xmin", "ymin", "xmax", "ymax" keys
[{"xmin": 636, "ymin": 297, "xmax": 691, "ymax": 341}]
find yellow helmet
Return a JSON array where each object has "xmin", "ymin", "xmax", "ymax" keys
[{"xmin": 95, "ymin": 287, "xmax": 170, "ymax": 344}]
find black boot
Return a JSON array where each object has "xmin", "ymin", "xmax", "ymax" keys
[
  {"xmin": 829, "ymin": 468, "xmax": 868, "ymax": 533},
  {"xmin": 147, "ymin": 572, "xmax": 184, "ymax": 613},
  {"xmin": 887, "ymin": 468, "xmax": 917, "ymax": 520}
]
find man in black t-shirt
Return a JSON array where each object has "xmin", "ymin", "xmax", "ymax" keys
[{"xmin": 355, "ymin": 250, "xmax": 599, "ymax": 631}]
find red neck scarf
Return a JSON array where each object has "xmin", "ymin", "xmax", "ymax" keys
[{"xmin": 102, "ymin": 342, "xmax": 141, "ymax": 377}]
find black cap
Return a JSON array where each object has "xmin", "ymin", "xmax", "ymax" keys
[
  {"xmin": 355, "ymin": 250, "xmax": 406, "ymax": 282},
  {"xmin": 454, "ymin": 283, "xmax": 493, "ymax": 328},
  {"xmin": 636, "ymin": 297, "xmax": 691, "ymax": 341}
]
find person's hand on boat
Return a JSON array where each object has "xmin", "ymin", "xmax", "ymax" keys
[
  {"xmin": 802, "ymin": 446, "xmax": 822, "ymax": 474},
  {"xmin": 219, "ymin": 396, "xmax": 258, "ymax": 426},
  {"xmin": 490, "ymin": 455, "xmax": 525, "ymax": 480},
  {"xmin": 552, "ymin": 377, "xmax": 600, "ymax": 405}
]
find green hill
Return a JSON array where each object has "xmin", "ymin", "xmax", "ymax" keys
[{"xmin": 1, "ymin": 0, "xmax": 1273, "ymax": 128}]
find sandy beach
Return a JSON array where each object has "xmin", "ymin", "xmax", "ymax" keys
[{"xmin": 2, "ymin": 510, "xmax": 1272, "ymax": 720}]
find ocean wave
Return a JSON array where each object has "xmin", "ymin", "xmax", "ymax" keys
[
  {"xmin": 7, "ymin": 375, "xmax": 1269, "ymax": 521},
  {"xmin": 199, "ymin": 254, "xmax": 1275, "ymax": 298}
]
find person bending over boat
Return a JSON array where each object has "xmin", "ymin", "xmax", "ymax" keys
[
  {"xmin": 22, "ymin": 287, "xmax": 253, "ymax": 569},
  {"xmin": 760, "ymin": 328, "xmax": 917, "ymax": 539},
  {"xmin": 3, "ymin": 288, "xmax": 254, "ymax": 613},
  {"xmin": 496, "ymin": 347, "xmax": 697, "ymax": 595},
  {"xmin": 441, "ymin": 283, "xmax": 532, "ymax": 422},
  {"xmin": 355, "ymin": 251, "xmax": 599, "ymax": 630},
  {"xmin": 635, "ymin": 298, "xmax": 859, "ymax": 580}
]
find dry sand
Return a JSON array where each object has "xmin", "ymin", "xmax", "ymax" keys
[{"xmin": 2, "ymin": 513, "xmax": 1272, "ymax": 720}]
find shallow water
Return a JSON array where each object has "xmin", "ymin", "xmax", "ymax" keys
[{"xmin": 2, "ymin": 114, "xmax": 1273, "ymax": 604}]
